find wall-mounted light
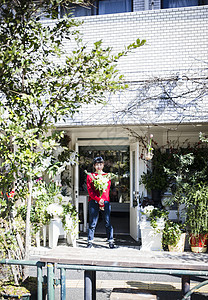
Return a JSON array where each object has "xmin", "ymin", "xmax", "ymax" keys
[{"xmin": 177, "ymin": 72, "xmax": 185, "ymax": 86}]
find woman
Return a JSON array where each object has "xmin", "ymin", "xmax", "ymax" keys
[{"xmin": 86, "ymin": 156, "xmax": 115, "ymax": 249}]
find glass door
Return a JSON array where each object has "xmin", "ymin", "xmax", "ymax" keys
[
  {"xmin": 130, "ymin": 142, "xmax": 140, "ymax": 241},
  {"xmin": 78, "ymin": 146, "xmax": 130, "ymax": 207}
]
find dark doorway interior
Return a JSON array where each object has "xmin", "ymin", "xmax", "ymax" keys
[
  {"xmin": 79, "ymin": 145, "xmax": 130, "ymax": 235},
  {"xmin": 96, "ymin": 211, "xmax": 129, "ymax": 235}
]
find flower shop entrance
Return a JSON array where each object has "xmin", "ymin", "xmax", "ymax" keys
[{"xmin": 77, "ymin": 144, "xmax": 130, "ymax": 236}]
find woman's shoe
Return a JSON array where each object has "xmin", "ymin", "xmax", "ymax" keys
[
  {"xmin": 87, "ymin": 242, "xmax": 93, "ymax": 248},
  {"xmin": 109, "ymin": 242, "xmax": 116, "ymax": 249}
]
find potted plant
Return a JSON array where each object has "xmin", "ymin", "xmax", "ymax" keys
[
  {"xmin": 140, "ymin": 171, "xmax": 170, "ymax": 207},
  {"xmin": 21, "ymin": 276, "xmax": 47, "ymax": 300},
  {"xmin": 0, "ymin": 276, "xmax": 48, "ymax": 300},
  {"xmin": 140, "ymin": 205, "xmax": 168, "ymax": 251},
  {"xmin": 162, "ymin": 220, "xmax": 186, "ymax": 252},
  {"xmin": 46, "ymin": 201, "xmax": 79, "ymax": 248},
  {"xmin": 186, "ymin": 182, "xmax": 208, "ymax": 253},
  {"xmin": 160, "ymin": 153, "xmax": 196, "ymax": 252},
  {"xmin": 17, "ymin": 180, "xmax": 60, "ymax": 247},
  {"xmin": 144, "ymin": 134, "xmax": 154, "ymax": 160},
  {"xmin": 0, "ymin": 284, "xmax": 31, "ymax": 300},
  {"xmin": 140, "ymin": 146, "xmax": 173, "ymax": 207},
  {"xmin": 61, "ymin": 202, "xmax": 79, "ymax": 247}
]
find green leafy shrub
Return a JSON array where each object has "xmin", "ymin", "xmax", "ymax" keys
[
  {"xmin": 163, "ymin": 220, "xmax": 182, "ymax": 247},
  {"xmin": 186, "ymin": 183, "xmax": 208, "ymax": 236}
]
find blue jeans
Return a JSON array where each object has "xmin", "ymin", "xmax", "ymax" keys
[{"xmin": 88, "ymin": 200, "xmax": 113, "ymax": 242}]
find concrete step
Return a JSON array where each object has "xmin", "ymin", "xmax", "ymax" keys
[{"xmin": 110, "ymin": 288, "xmax": 157, "ymax": 299}]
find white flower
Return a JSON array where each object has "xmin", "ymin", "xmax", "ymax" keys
[
  {"xmin": 143, "ymin": 205, "xmax": 155, "ymax": 217},
  {"xmin": 41, "ymin": 157, "xmax": 52, "ymax": 168},
  {"xmin": 32, "ymin": 186, "xmax": 47, "ymax": 198},
  {"xmin": 47, "ymin": 203, "xmax": 63, "ymax": 217}
]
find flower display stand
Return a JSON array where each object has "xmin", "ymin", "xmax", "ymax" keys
[
  {"xmin": 140, "ymin": 219, "xmax": 165, "ymax": 251},
  {"xmin": 49, "ymin": 218, "xmax": 65, "ymax": 248}
]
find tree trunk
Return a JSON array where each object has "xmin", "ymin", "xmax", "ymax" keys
[{"xmin": 24, "ymin": 177, "xmax": 33, "ymax": 279}]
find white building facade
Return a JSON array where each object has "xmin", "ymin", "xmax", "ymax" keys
[{"xmin": 52, "ymin": 1, "xmax": 208, "ymax": 240}]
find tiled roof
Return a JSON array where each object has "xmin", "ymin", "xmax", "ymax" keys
[{"xmin": 57, "ymin": 84, "xmax": 208, "ymax": 127}]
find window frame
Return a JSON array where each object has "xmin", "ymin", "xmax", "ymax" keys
[{"xmin": 161, "ymin": 0, "xmax": 208, "ymax": 9}]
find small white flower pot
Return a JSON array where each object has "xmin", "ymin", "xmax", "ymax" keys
[{"xmin": 49, "ymin": 218, "xmax": 65, "ymax": 248}]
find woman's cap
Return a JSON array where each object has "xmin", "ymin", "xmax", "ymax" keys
[{"xmin": 93, "ymin": 156, "xmax": 104, "ymax": 164}]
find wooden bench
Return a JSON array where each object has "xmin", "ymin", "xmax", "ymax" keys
[{"xmin": 39, "ymin": 247, "xmax": 208, "ymax": 300}]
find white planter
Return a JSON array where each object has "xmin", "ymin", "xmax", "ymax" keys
[
  {"xmin": 140, "ymin": 219, "xmax": 165, "ymax": 251},
  {"xmin": 66, "ymin": 232, "xmax": 77, "ymax": 247},
  {"xmin": 49, "ymin": 218, "xmax": 65, "ymax": 248}
]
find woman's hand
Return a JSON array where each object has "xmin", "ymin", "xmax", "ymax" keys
[{"xmin": 99, "ymin": 199, "xmax": 104, "ymax": 206}]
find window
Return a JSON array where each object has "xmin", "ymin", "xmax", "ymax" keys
[
  {"xmin": 60, "ymin": 0, "xmax": 132, "ymax": 18},
  {"xmin": 98, "ymin": 0, "xmax": 132, "ymax": 15},
  {"xmin": 162, "ymin": 0, "xmax": 208, "ymax": 9}
]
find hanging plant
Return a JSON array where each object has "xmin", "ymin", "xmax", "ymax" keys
[{"xmin": 144, "ymin": 134, "xmax": 154, "ymax": 160}]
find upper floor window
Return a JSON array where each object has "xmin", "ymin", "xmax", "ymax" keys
[
  {"xmin": 98, "ymin": 0, "xmax": 132, "ymax": 14},
  {"xmin": 60, "ymin": 0, "xmax": 132, "ymax": 18},
  {"xmin": 162, "ymin": 0, "xmax": 208, "ymax": 8}
]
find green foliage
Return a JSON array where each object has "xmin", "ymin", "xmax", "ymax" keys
[
  {"xmin": 17, "ymin": 181, "xmax": 63, "ymax": 233},
  {"xmin": 0, "ymin": 0, "xmax": 145, "ymax": 282},
  {"xmin": 162, "ymin": 220, "xmax": 182, "ymax": 247},
  {"xmin": 0, "ymin": 284, "xmax": 30, "ymax": 297},
  {"xmin": 85, "ymin": 171, "xmax": 116, "ymax": 197},
  {"xmin": 148, "ymin": 208, "xmax": 168, "ymax": 230},
  {"xmin": 164, "ymin": 153, "xmax": 196, "ymax": 222},
  {"xmin": 140, "ymin": 171, "xmax": 169, "ymax": 192},
  {"xmin": 140, "ymin": 148, "xmax": 173, "ymax": 192},
  {"xmin": 0, "ymin": 1, "xmax": 145, "ymax": 127},
  {"xmin": 17, "ymin": 179, "xmax": 79, "ymax": 239},
  {"xmin": 61, "ymin": 202, "xmax": 79, "ymax": 234},
  {"xmin": 186, "ymin": 182, "xmax": 208, "ymax": 235},
  {"xmin": 142, "ymin": 205, "xmax": 168, "ymax": 231}
]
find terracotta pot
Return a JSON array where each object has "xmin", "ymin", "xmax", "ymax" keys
[{"xmin": 190, "ymin": 233, "xmax": 208, "ymax": 253}]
